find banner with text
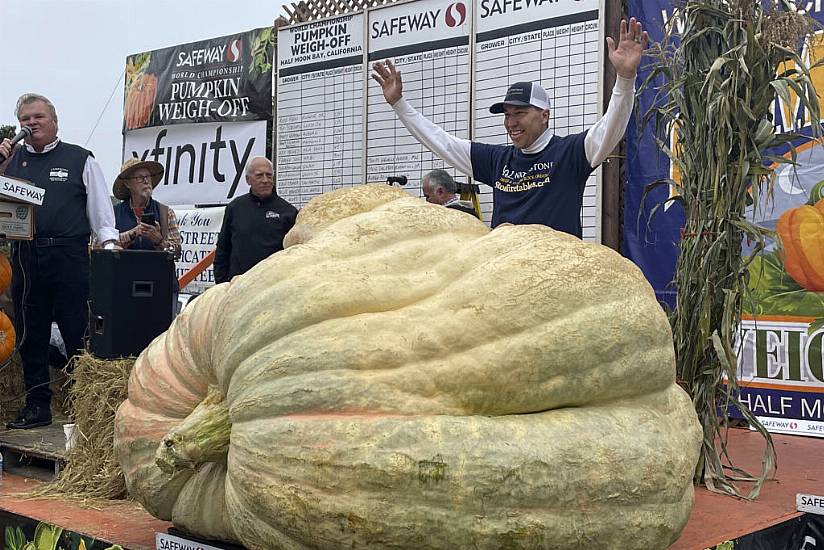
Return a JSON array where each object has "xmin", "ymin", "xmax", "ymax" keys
[
  {"xmin": 123, "ymin": 120, "xmax": 266, "ymax": 206},
  {"xmin": 123, "ymin": 27, "xmax": 274, "ymax": 130},
  {"xmin": 174, "ymin": 206, "xmax": 225, "ymax": 294},
  {"xmin": 737, "ymin": 318, "xmax": 824, "ymax": 438},
  {"xmin": 630, "ymin": 0, "xmax": 824, "ymax": 436}
]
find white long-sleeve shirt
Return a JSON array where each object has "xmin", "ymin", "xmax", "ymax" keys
[{"xmin": 391, "ymin": 75, "xmax": 636, "ymax": 178}]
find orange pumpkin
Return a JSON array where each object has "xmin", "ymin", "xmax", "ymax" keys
[
  {"xmin": 0, "ymin": 254, "xmax": 10, "ymax": 295},
  {"xmin": 124, "ymin": 73, "xmax": 158, "ymax": 130},
  {"xmin": 0, "ymin": 310, "xmax": 15, "ymax": 363},
  {"xmin": 776, "ymin": 198, "xmax": 824, "ymax": 291}
]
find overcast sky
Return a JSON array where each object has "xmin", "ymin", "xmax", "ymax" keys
[{"xmin": 0, "ymin": 0, "xmax": 283, "ymax": 183}]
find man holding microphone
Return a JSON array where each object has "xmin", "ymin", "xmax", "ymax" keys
[{"xmin": 0, "ymin": 93, "xmax": 119, "ymax": 429}]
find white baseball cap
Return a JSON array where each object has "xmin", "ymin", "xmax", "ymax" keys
[{"xmin": 490, "ymin": 82, "xmax": 550, "ymax": 114}]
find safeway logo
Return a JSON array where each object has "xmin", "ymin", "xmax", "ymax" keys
[
  {"xmin": 445, "ymin": 2, "xmax": 467, "ymax": 27},
  {"xmin": 226, "ymin": 38, "xmax": 242, "ymax": 62}
]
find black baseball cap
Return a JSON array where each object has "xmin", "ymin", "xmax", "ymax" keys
[{"xmin": 490, "ymin": 82, "xmax": 551, "ymax": 114}]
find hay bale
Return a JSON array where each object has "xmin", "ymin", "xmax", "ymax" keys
[
  {"xmin": 37, "ymin": 352, "xmax": 135, "ymax": 500},
  {"xmin": 0, "ymin": 354, "xmax": 73, "ymax": 423},
  {"xmin": 0, "ymin": 354, "xmax": 25, "ymax": 423}
]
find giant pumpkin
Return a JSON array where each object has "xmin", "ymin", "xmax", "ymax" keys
[{"xmin": 114, "ymin": 185, "xmax": 701, "ymax": 549}]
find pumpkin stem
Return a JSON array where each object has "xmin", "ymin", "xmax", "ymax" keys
[{"xmin": 155, "ymin": 386, "xmax": 230, "ymax": 474}]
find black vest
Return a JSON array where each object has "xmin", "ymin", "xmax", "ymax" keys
[{"xmin": 5, "ymin": 141, "xmax": 92, "ymax": 238}]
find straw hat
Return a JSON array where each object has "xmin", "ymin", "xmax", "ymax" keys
[{"xmin": 113, "ymin": 157, "xmax": 164, "ymax": 200}]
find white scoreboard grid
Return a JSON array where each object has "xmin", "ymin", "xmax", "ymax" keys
[{"xmin": 276, "ymin": 0, "xmax": 605, "ymax": 241}]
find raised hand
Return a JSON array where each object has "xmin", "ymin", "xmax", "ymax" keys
[
  {"xmin": 371, "ymin": 59, "xmax": 403, "ymax": 106},
  {"xmin": 606, "ymin": 17, "xmax": 649, "ymax": 80}
]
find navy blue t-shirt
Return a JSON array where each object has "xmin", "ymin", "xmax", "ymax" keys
[{"xmin": 470, "ymin": 131, "xmax": 593, "ymax": 237}]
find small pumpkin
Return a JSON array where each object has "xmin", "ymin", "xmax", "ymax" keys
[
  {"xmin": 0, "ymin": 254, "xmax": 11, "ymax": 295},
  {"xmin": 0, "ymin": 310, "xmax": 16, "ymax": 363},
  {"xmin": 776, "ymin": 198, "xmax": 824, "ymax": 291},
  {"xmin": 124, "ymin": 73, "xmax": 158, "ymax": 130},
  {"xmin": 114, "ymin": 185, "xmax": 701, "ymax": 549}
]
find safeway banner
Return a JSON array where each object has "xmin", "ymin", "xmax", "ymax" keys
[
  {"xmin": 122, "ymin": 120, "xmax": 266, "ymax": 206},
  {"xmin": 123, "ymin": 27, "xmax": 274, "ymax": 130}
]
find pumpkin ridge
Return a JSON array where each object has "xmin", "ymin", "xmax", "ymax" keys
[
  {"xmin": 223, "ymin": 388, "xmax": 697, "ymax": 548},
  {"xmin": 224, "ymin": 288, "xmax": 674, "ymax": 420},
  {"xmin": 221, "ymin": 225, "xmax": 659, "ymax": 401}
]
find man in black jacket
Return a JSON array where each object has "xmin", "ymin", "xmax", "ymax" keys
[{"xmin": 214, "ymin": 157, "xmax": 297, "ymax": 284}]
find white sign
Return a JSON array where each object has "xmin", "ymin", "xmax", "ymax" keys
[
  {"xmin": 156, "ymin": 532, "xmax": 224, "ymax": 550},
  {"xmin": 174, "ymin": 206, "xmax": 225, "ymax": 294},
  {"xmin": 277, "ymin": 13, "xmax": 366, "ymax": 207},
  {"xmin": 798, "ymin": 493, "xmax": 824, "ymax": 515},
  {"xmin": 368, "ymin": 0, "xmax": 471, "ymax": 52},
  {"xmin": 475, "ymin": 0, "xmax": 599, "ymax": 33},
  {"xmin": 123, "ymin": 120, "xmax": 266, "ymax": 207},
  {"xmin": 0, "ymin": 175, "xmax": 45, "ymax": 205},
  {"xmin": 365, "ymin": 0, "xmax": 472, "ymax": 198},
  {"xmin": 0, "ymin": 201, "xmax": 34, "ymax": 239},
  {"xmin": 277, "ymin": 0, "xmax": 604, "ymax": 241},
  {"xmin": 751, "ymin": 416, "xmax": 824, "ymax": 438},
  {"xmin": 278, "ymin": 13, "xmax": 364, "ymax": 69}
]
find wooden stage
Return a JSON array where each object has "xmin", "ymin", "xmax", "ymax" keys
[{"xmin": 0, "ymin": 427, "xmax": 820, "ymax": 549}]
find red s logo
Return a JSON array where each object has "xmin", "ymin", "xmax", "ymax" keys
[
  {"xmin": 445, "ymin": 2, "xmax": 467, "ymax": 27},
  {"xmin": 227, "ymin": 38, "xmax": 242, "ymax": 62}
]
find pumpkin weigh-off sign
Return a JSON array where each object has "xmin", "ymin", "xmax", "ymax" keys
[{"xmin": 114, "ymin": 186, "xmax": 702, "ymax": 549}]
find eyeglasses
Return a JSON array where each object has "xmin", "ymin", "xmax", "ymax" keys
[{"xmin": 126, "ymin": 175, "xmax": 152, "ymax": 183}]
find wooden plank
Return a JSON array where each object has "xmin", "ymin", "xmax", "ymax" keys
[
  {"xmin": 0, "ymin": 424, "xmax": 67, "ymax": 460},
  {"xmin": 282, "ymin": 0, "xmax": 402, "ymax": 24}
]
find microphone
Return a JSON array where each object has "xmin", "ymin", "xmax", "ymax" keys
[
  {"xmin": 0, "ymin": 127, "xmax": 32, "ymax": 163},
  {"xmin": 387, "ymin": 175, "xmax": 408, "ymax": 186}
]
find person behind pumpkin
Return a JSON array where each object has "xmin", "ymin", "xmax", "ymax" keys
[
  {"xmin": 422, "ymin": 169, "xmax": 478, "ymax": 218},
  {"xmin": 214, "ymin": 156, "xmax": 298, "ymax": 284},
  {"xmin": 111, "ymin": 158, "xmax": 183, "ymax": 313},
  {"xmin": 371, "ymin": 18, "xmax": 648, "ymax": 237}
]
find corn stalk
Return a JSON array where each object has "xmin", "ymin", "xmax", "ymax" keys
[{"xmin": 639, "ymin": 0, "xmax": 821, "ymax": 498}]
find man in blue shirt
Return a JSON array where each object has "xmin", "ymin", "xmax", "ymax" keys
[{"xmin": 372, "ymin": 17, "xmax": 648, "ymax": 237}]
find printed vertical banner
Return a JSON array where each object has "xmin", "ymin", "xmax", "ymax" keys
[
  {"xmin": 122, "ymin": 120, "xmax": 267, "ymax": 206},
  {"xmin": 630, "ymin": 0, "xmax": 824, "ymax": 436},
  {"xmin": 174, "ymin": 206, "xmax": 225, "ymax": 294},
  {"xmin": 123, "ymin": 27, "xmax": 274, "ymax": 130}
]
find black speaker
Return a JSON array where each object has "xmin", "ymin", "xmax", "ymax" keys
[{"xmin": 89, "ymin": 249, "xmax": 175, "ymax": 359}]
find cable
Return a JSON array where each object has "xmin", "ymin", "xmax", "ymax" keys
[{"xmin": 84, "ymin": 69, "xmax": 125, "ymax": 147}]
